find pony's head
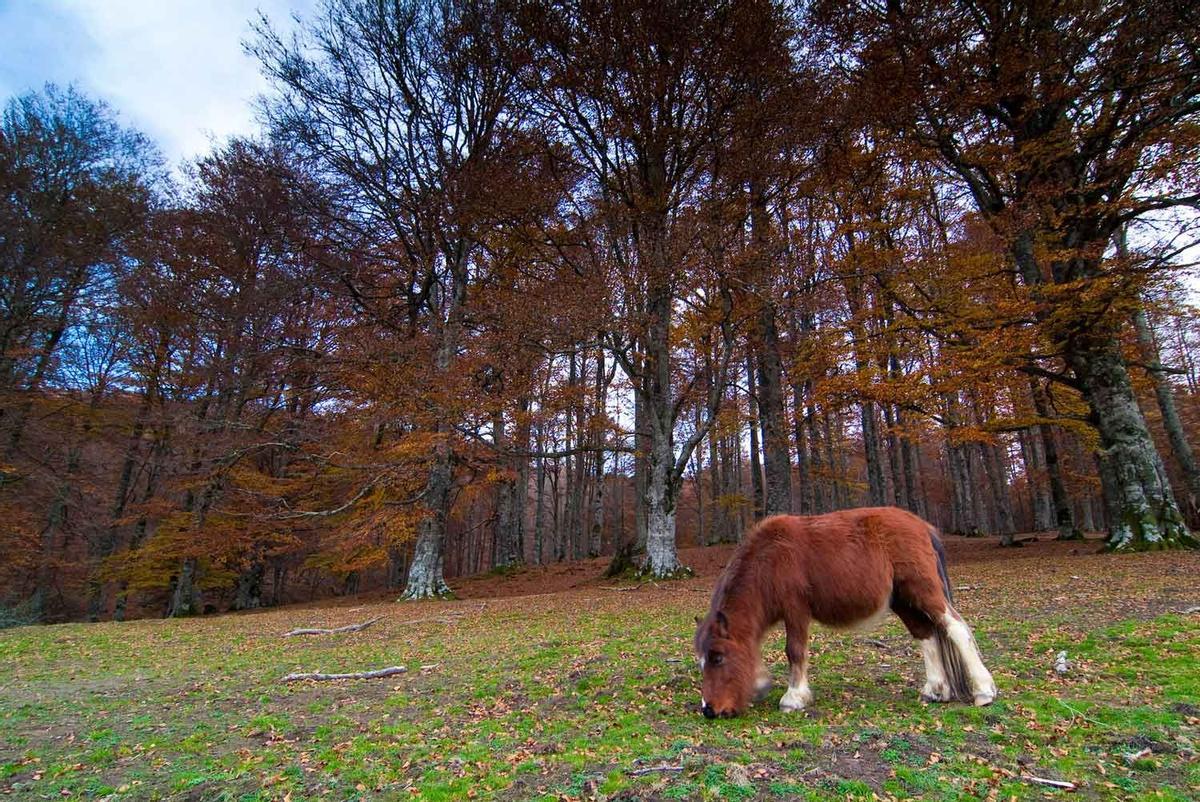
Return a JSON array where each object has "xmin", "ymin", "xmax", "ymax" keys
[{"xmin": 694, "ymin": 610, "xmax": 755, "ymax": 718}]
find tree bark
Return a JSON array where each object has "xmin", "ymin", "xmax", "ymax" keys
[
  {"xmin": 754, "ymin": 305, "xmax": 793, "ymax": 515},
  {"xmin": 1067, "ymin": 337, "xmax": 1197, "ymax": 550},
  {"xmin": 1133, "ymin": 307, "xmax": 1200, "ymax": 525},
  {"xmin": 1028, "ymin": 382, "xmax": 1082, "ymax": 539},
  {"xmin": 745, "ymin": 352, "xmax": 765, "ymax": 518}
]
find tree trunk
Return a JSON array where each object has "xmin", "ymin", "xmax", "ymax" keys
[
  {"xmin": 493, "ymin": 408, "xmax": 523, "ymax": 569},
  {"xmin": 634, "ymin": 382, "xmax": 649, "ymax": 552},
  {"xmin": 1067, "ymin": 337, "xmax": 1196, "ymax": 550},
  {"xmin": 533, "ymin": 419, "xmax": 546, "ymax": 564},
  {"xmin": 807, "ymin": 388, "xmax": 826, "ymax": 513},
  {"xmin": 746, "ymin": 353, "xmax": 765, "ymax": 518},
  {"xmin": 640, "ymin": 274, "xmax": 687, "ymax": 576},
  {"xmin": 168, "ymin": 557, "xmax": 201, "ymax": 617},
  {"xmin": 643, "ymin": 426, "xmax": 682, "ymax": 576},
  {"xmin": 401, "ymin": 435, "xmax": 454, "ymax": 598},
  {"xmin": 1133, "ymin": 307, "xmax": 1200, "ymax": 525},
  {"xmin": 234, "ymin": 560, "xmax": 265, "ymax": 610},
  {"xmin": 754, "ymin": 306, "xmax": 793, "ymax": 515},
  {"xmin": 1029, "ymin": 382, "xmax": 1082, "ymax": 539},
  {"xmin": 980, "ymin": 441, "xmax": 1017, "ymax": 545}
]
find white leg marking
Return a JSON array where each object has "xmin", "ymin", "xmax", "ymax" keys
[
  {"xmin": 779, "ymin": 679, "xmax": 813, "ymax": 712},
  {"xmin": 779, "ymin": 657, "xmax": 813, "ymax": 712},
  {"xmin": 919, "ymin": 637, "xmax": 952, "ymax": 703},
  {"xmin": 941, "ymin": 613, "xmax": 997, "ymax": 706}
]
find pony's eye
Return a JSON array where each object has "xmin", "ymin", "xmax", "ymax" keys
[{"xmin": 709, "ymin": 652, "xmax": 724, "ymax": 666}]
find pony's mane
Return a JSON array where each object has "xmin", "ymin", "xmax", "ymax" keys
[{"xmin": 709, "ymin": 517, "xmax": 779, "ymax": 613}]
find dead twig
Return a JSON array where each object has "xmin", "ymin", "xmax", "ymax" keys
[
  {"xmin": 862, "ymin": 638, "xmax": 888, "ymax": 649},
  {"xmin": 280, "ymin": 666, "xmax": 407, "ymax": 683},
  {"xmin": 626, "ymin": 764, "xmax": 684, "ymax": 777},
  {"xmin": 283, "ymin": 616, "xmax": 383, "ymax": 637},
  {"xmin": 1055, "ymin": 698, "xmax": 1109, "ymax": 729},
  {"xmin": 602, "ymin": 583, "xmax": 647, "ymax": 592},
  {"xmin": 1020, "ymin": 775, "xmax": 1076, "ymax": 791}
]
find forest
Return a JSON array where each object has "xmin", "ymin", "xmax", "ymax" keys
[{"xmin": 3, "ymin": 0, "xmax": 1199, "ymax": 625}]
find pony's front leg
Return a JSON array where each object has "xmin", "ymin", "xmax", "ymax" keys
[
  {"xmin": 779, "ymin": 619, "xmax": 813, "ymax": 712},
  {"xmin": 752, "ymin": 654, "xmax": 772, "ymax": 702}
]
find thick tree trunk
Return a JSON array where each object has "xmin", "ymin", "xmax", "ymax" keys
[
  {"xmin": 401, "ymin": 436, "xmax": 454, "ymax": 598},
  {"xmin": 643, "ymin": 429, "xmax": 683, "ymax": 577},
  {"xmin": 1067, "ymin": 337, "xmax": 1196, "ymax": 550},
  {"xmin": 640, "ymin": 276, "xmax": 687, "ymax": 576}
]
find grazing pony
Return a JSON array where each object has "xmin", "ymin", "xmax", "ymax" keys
[{"xmin": 694, "ymin": 508, "xmax": 996, "ymax": 718}]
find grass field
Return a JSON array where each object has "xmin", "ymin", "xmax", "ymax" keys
[{"xmin": 2, "ymin": 538, "xmax": 1198, "ymax": 801}]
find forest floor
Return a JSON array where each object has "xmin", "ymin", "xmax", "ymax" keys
[{"xmin": 2, "ymin": 534, "xmax": 1198, "ymax": 801}]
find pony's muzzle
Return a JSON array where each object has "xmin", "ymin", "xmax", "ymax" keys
[{"xmin": 702, "ymin": 703, "xmax": 717, "ymax": 719}]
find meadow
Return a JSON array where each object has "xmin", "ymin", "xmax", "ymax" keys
[{"xmin": 2, "ymin": 538, "xmax": 1198, "ymax": 801}]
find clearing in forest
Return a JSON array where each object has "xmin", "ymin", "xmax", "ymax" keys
[{"xmin": 2, "ymin": 537, "xmax": 1198, "ymax": 801}]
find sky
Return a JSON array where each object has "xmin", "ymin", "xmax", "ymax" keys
[{"xmin": 0, "ymin": 0, "xmax": 313, "ymax": 164}]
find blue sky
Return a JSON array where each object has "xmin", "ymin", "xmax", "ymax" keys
[{"xmin": 0, "ymin": 0, "xmax": 313, "ymax": 164}]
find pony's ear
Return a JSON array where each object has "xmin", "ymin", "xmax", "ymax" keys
[{"xmin": 714, "ymin": 611, "xmax": 729, "ymax": 638}]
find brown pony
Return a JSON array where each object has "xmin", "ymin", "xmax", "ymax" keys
[{"xmin": 694, "ymin": 507, "xmax": 996, "ymax": 718}]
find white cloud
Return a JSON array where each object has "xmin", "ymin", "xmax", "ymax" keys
[{"xmin": 1, "ymin": 0, "xmax": 312, "ymax": 164}]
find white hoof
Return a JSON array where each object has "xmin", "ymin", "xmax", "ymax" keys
[
  {"xmin": 779, "ymin": 685, "xmax": 813, "ymax": 712},
  {"xmin": 973, "ymin": 684, "xmax": 997, "ymax": 706}
]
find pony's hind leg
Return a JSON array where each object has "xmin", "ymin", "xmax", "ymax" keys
[
  {"xmin": 779, "ymin": 615, "xmax": 813, "ymax": 712},
  {"xmin": 939, "ymin": 609, "xmax": 997, "ymax": 706},
  {"xmin": 891, "ymin": 598, "xmax": 954, "ymax": 703}
]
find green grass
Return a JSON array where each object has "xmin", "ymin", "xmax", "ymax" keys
[{"xmin": 1, "ymin": 575, "xmax": 1198, "ymax": 800}]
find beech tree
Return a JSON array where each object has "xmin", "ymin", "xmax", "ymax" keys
[
  {"xmin": 515, "ymin": 0, "xmax": 796, "ymax": 576},
  {"xmin": 0, "ymin": 85, "xmax": 157, "ymax": 449},
  {"xmin": 255, "ymin": 0, "xmax": 531, "ymax": 597},
  {"xmin": 816, "ymin": 0, "xmax": 1200, "ymax": 549}
]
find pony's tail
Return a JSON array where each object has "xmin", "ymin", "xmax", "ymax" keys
[{"xmin": 930, "ymin": 527, "xmax": 972, "ymax": 702}]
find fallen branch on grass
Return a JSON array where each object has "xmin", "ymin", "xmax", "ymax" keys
[
  {"xmin": 280, "ymin": 666, "xmax": 407, "ymax": 683},
  {"xmin": 602, "ymin": 582, "xmax": 650, "ymax": 591},
  {"xmin": 1054, "ymin": 698, "xmax": 1109, "ymax": 729},
  {"xmin": 1020, "ymin": 775, "xmax": 1076, "ymax": 791},
  {"xmin": 283, "ymin": 617, "xmax": 383, "ymax": 637},
  {"xmin": 626, "ymin": 764, "xmax": 684, "ymax": 776}
]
